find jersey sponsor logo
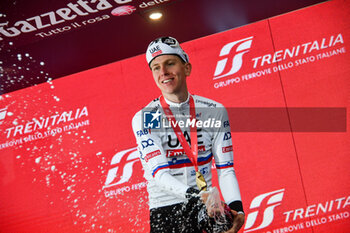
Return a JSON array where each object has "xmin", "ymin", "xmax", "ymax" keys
[
  {"xmin": 136, "ymin": 129, "xmax": 149, "ymax": 137},
  {"xmin": 141, "ymin": 138, "xmax": 154, "ymax": 149},
  {"xmin": 145, "ymin": 150, "xmax": 161, "ymax": 162},
  {"xmin": 222, "ymin": 145, "xmax": 233, "ymax": 153},
  {"xmin": 190, "ymin": 166, "xmax": 210, "ymax": 176},
  {"xmin": 223, "ymin": 132, "xmax": 231, "ymax": 140},
  {"xmin": 166, "ymin": 145, "xmax": 206, "ymax": 157},
  {"xmin": 172, "ymin": 172, "xmax": 184, "ymax": 176},
  {"xmin": 244, "ymin": 189, "xmax": 285, "ymax": 232},
  {"xmin": 223, "ymin": 120, "xmax": 230, "ymax": 128},
  {"xmin": 200, "ymin": 167, "xmax": 209, "ymax": 175},
  {"xmin": 213, "ymin": 36, "xmax": 253, "ymax": 80},
  {"xmin": 167, "ymin": 129, "xmax": 204, "ymax": 148},
  {"xmin": 167, "ymin": 148, "xmax": 185, "ymax": 157},
  {"xmin": 103, "ymin": 147, "xmax": 140, "ymax": 189},
  {"xmin": 143, "ymin": 109, "xmax": 161, "ymax": 129},
  {"xmin": 195, "ymin": 99, "xmax": 217, "ymax": 107}
]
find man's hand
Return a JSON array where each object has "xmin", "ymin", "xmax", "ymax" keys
[
  {"xmin": 225, "ymin": 210, "xmax": 245, "ymax": 233},
  {"xmin": 200, "ymin": 191, "xmax": 221, "ymax": 217}
]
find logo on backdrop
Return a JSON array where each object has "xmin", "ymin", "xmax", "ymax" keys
[
  {"xmin": 111, "ymin": 5, "xmax": 137, "ymax": 16},
  {"xmin": 0, "ymin": 108, "xmax": 7, "ymax": 123},
  {"xmin": 104, "ymin": 147, "xmax": 139, "ymax": 188},
  {"xmin": 213, "ymin": 36, "xmax": 253, "ymax": 80},
  {"xmin": 0, "ymin": 0, "xmax": 172, "ymax": 40},
  {"xmin": 213, "ymin": 33, "xmax": 345, "ymax": 89},
  {"xmin": 244, "ymin": 188, "xmax": 285, "ymax": 232}
]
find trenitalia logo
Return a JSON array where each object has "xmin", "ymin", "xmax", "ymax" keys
[
  {"xmin": 103, "ymin": 147, "xmax": 139, "ymax": 188},
  {"xmin": 213, "ymin": 36, "xmax": 253, "ymax": 80},
  {"xmin": 244, "ymin": 188, "xmax": 285, "ymax": 232}
]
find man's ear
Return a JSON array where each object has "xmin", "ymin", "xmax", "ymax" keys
[{"xmin": 184, "ymin": 63, "xmax": 192, "ymax": 76}]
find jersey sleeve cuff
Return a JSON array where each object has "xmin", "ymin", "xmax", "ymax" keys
[{"xmin": 228, "ymin": 200, "xmax": 244, "ymax": 213}]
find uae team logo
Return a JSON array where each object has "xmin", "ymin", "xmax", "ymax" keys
[
  {"xmin": 213, "ymin": 36, "xmax": 253, "ymax": 80},
  {"xmin": 244, "ymin": 188, "xmax": 285, "ymax": 232}
]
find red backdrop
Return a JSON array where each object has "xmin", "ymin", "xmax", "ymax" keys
[{"xmin": 0, "ymin": 0, "xmax": 349, "ymax": 232}]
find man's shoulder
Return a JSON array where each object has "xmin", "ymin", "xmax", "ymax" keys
[
  {"xmin": 192, "ymin": 94, "xmax": 224, "ymax": 108},
  {"xmin": 132, "ymin": 97, "xmax": 162, "ymax": 125}
]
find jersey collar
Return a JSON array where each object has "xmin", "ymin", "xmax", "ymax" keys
[{"xmin": 163, "ymin": 93, "xmax": 191, "ymax": 107}]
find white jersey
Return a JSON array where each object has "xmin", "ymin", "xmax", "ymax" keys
[{"xmin": 132, "ymin": 94, "xmax": 242, "ymax": 209}]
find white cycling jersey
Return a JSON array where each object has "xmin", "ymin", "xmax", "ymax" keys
[{"xmin": 132, "ymin": 94, "xmax": 242, "ymax": 209}]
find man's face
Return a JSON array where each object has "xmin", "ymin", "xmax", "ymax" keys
[{"xmin": 150, "ymin": 55, "xmax": 191, "ymax": 96}]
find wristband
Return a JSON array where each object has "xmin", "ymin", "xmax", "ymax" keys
[{"xmin": 237, "ymin": 211, "xmax": 245, "ymax": 215}]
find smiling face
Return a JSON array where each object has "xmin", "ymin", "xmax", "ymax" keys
[{"xmin": 150, "ymin": 55, "xmax": 192, "ymax": 102}]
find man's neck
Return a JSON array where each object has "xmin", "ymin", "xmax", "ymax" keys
[{"xmin": 163, "ymin": 92, "xmax": 189, "ymax": 103}]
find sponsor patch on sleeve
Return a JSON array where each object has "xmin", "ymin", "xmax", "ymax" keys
[
  {"xmin": 145, "ymin": 150, "xmax": 161, "ymax": 162},
  {"xmin": 222, "ymin": 145, "xmax": 233, "ymax": 153}
]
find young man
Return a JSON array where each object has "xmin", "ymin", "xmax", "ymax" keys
[{"xmin": 132, "ymin": 36, "xmax": 245, "ymax": 233}]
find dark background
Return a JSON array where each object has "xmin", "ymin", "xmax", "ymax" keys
[{"xmin": 0, "ymin": 0, "xmax": 327, "ymax": 94}]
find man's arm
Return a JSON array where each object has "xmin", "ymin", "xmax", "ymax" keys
[
  {"xmin": 211, "ymin": 106, "xmax": 245, "ymax": 232},
  {"xmin": 212, "ymin": 106, "xmax": 244, "ymax": 211},
  {"xmin": 132, "ymin": 111, "xmax": 193, "ymax": 199}
]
